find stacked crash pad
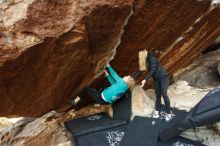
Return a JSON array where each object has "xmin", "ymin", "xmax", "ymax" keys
[
  {"xmin": 65, "ymin": 112, "xmax": 129, "ymax": 146},
  {"xmin": 65, "ymin": 112, "xmax": 206, "ymax": 146}
]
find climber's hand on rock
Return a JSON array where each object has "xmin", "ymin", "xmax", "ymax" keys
[
  {"xmin": 141, "ymin": 79, "xmax": 146, "ymax": 87},
  {"xmin": 104, "ymin": 70, "xmax": 109, "ymax": 76}
]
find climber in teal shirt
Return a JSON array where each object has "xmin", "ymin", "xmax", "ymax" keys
[
  {"xmin": 102, "ymin": 65, "xmax": 130, "ymax": 103},
  {"xmin": 69, "ymin": 64, "xmax": 135, "ymax": 106}
]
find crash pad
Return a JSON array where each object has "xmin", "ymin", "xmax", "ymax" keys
[
  {"xmin": 157, "ymin": 136, "xmax": 206, "ymax": 146},
  {"xmin": 159, "ymin": 85, "xmax": 220, "ymax": 141},
  {"xmin": 112, "ymin": 91, "xmax": 132, "ymax": 121},
  {"xmin": 120, "ymin": 116, "xmax": 161, "ymax": 146},
  {"xmin": 65, "ymin": 112, "xmax": 129, "ymax": 146},
  {"xmin": 65, "ymin": 112, "xmax": 127, "ymax": 136}
]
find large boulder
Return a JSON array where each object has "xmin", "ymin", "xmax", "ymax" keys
[
  {"xmin": 132, "ymin": 81, "xmax": 208, "ymax": 116},
  {"xmin": 0, "ymin": 0, "xmax": 220, "ymax": 117},
  {"xmin": 0, "ymin": 0, "xmax": 133, "ymax": 117},
  {"xmin": 131, "ymin": 85, "xmax": 155, "ymax": 117},
  {"xmin": 173, "ymin": 48, "xmax": 220, "ymax": 88}
]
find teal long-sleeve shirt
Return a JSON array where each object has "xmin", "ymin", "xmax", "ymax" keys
[{"xmin": 102, "ymin": 66, "xmax": 129, "ymax": 104}]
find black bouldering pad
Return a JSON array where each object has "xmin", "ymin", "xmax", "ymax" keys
[
  {"xmin": 76, "ymin": 124, "xmax": 129, "ymax": 146},
  {"xmin": 120, "ymin": 116, "xmax": 161, "ymax": 146},
  {"xmin": 157, "ymin": 136, "xmax": 206, "ymax": 146},
  {"xmin": 159, "ymin": 106, "xmax": 188, "ymax": 132},
  {"xmin": 159, "ymin": 85, "xmax": 220, "ymax": 141},
  {"xmin": 65, "ymin": 112, "xmax": 127, "ymax": 136},
  {"xmin": 190, "ymin": 85, "xmax": 220, "ymax": 125},
  {"xmin": 112, "ymin": 91, "xmax": 132, "ymax": 121}
]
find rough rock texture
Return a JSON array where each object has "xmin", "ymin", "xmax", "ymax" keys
[
  {"xmin": 0, "ymin": 105, "xmax": 110, "ymax": 146},
  {"xmin": 0, "ymin": 118, "xmax": 13, "ymax": 131},
  {"xmin": 132, "ymin": 81, "xmax": 209, "ymax": 117},
  {"xmin": 1, "ymin": 0, "xmax": 220, "ymax": 117},
  {"xmin": 0, "ymin": 117, "xmax": 22, "ymax": 132},
  {"xmin": 173, "ymin": 48, "xmax": 220, "ymax": 88},
  {"xmin": 152, "ymin": 81, "xmax": 210, "ymax": 111},
  {"xmin": 112, "ymin": 0, "xmax": 220, "ymax": 76},
  {"xmin": 132, "ymin": 85, "xmax": 155, "ymax": 117},
  {"xmin": 0, "ymin": 0, "xmax": 133, "ymax": 117},
  {"xmin": 218, "ymin": 62, "xmax": 220, "ymax": 75},
  {"xmin": 216, "ymin": 36, "xmax": 220, "ymax": 42}
]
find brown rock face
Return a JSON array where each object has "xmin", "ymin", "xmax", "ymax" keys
[
  {"xmin": 112, "ymin": 0, "xmax": 220, "ymax": 76},
  {"xmin": 0, "ymin": 0, "xmax": 133, "ymax": 117},
  {"xmin": 0, "ymin": 0, "xmax": 220, "ymax": 117},
  {"xmin": 218, "ymin": 62, "xmax": 220, "ymax": 75}
]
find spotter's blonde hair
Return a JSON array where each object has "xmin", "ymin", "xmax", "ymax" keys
[{"xmin": 138, "ymin": 50, "xmax": 148, "ymax": 71}]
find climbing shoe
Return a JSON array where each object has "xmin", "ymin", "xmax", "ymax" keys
[{"xmin": 68, "ymin": 96, "xmax": 81, "ymax": 106}]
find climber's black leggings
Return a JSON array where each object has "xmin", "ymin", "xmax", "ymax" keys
[
  {"xmin": 79, "ymin": 87, "xmax": 107, "ymax": 105},
  {"xmin": 154, "ymin": 76, "xmax": 171, "ymax": 113}
]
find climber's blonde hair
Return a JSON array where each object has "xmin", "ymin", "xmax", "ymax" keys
[
  {"xmin": 123, "ymin": 75, "xmax": 136, "ymax": 90},
  {"xmin": 138, "ymin": 50, "xmax": 148, "ymax": 71}
]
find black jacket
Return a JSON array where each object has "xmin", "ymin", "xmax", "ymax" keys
[{"xmin": 144, "ymin": 53, "xmax": 168, "ymax": 80}]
